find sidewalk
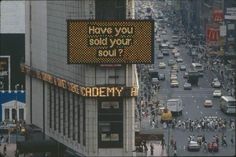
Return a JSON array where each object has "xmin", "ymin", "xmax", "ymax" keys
[
  {"xmin": 136, "ymin": 141, "xmax": 168, "ymax": 157},
  {"xmin": 0, "ymin": 143, "xmax": 16, "ymax": 157}
]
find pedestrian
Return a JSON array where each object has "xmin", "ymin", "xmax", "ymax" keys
[
  {"xmin": 173, "ymin": 147, "xmax": 177, "ymax": 157},
  {"xmin": 161, "ymin": 138, "xmax": 165, "ymax": 150},
  {"xmin": 3, "ymin": 145, "xmax": 6, "ymax": 155},
  {"xmin": 170, "ymin": 136, "xmax": 174, "ymax": 148},
  {"xmin": 216, "ymin": 135, "xmax": 219, "ymax": 145},
  {"xmin": 231, "ymin": 135, "xmax": 234, "ymax": 146},
  {"xmin": 150, "ymin": 143, "xmax": 154, "ymax": 156},
  {"xmin": 222, "ymin": 136, "xmax": 227, "ymax": 147},
  {"xmin": 5, "ymin": 137, "xmax": 8, "ymax": 144}
]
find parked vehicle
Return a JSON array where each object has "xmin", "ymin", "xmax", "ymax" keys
[
  {"xmin": 187, "ymin": 141, "xmax": 201, "ymax": 151},
  {"xmin": 204, "ymin": 99, "xmax": 213, "ymax": 107},
  {"xmin": 213, "ymin": 90, "xmax": 222, "ymax": 97},
  {"xmin": 184, "ymin": 82, "xmax": 192, "ymax": 90},
  {"xmin": 220, "ymin": 96, "xmax": 236, "ymax": 114},
  {"xmin": 166, "ymin": 98, "xmax": 183, "ymax": 115}
]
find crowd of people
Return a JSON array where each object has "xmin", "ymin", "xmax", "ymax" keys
[{"xmin": 170, "ymin": 117, "xmax": 235, "ymax": 132}]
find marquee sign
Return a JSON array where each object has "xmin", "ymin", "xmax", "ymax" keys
[
  {"xmin": 67, "ymin": 20, "xmax": 154, "ymax": 64},
  {"xmin": 21, "ymin": 64, "xmax": 138, "ymax": 97}
]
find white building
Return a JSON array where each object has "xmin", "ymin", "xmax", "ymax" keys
[{"xmin": 24, "ymin": 0, "xmax": 138, "ymax": 156}]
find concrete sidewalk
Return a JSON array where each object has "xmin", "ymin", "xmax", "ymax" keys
[{"xmin": 0, "ymin": 143, "xmax": 16, "ymax": 157}]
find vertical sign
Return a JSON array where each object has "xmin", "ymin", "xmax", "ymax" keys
[
  {"xmin": 212, "ymin": 9, "xmax": 224, "ymax": 22},
  {"xmin": 0, "ymin": 56, "xmax": 11, "ymax": 90}
]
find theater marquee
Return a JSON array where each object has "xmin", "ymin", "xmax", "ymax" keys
[
  {"xmin": 21, "ymin": 64, "xmax": 138, "ymax": 97},
  {"xmin": 67, "ymin": 20, "xmax": 154, "ymax": 64}
]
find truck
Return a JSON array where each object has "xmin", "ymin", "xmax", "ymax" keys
[
  {"xmin": 187, "ymin": 70, "xmax": 200, "ymax": 86},
  {"xmin": 166, "ymin": 98, "xmax": 183, "ymax": 116}
]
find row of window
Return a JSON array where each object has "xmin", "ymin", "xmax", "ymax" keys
[
  {"xmin": 48, "ymin": 85, "xmax": 85, "ymax": 145},
  {"xmin": 98, "ymin": 99, "xmax": 123, "ymax": 148}
]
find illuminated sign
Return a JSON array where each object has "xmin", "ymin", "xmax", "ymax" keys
[
  {"xmin": 67, "ymin": 20, "xmax": 154, "ymax": 64},
  {"xmin": 212, "ymin": 9, "xmax": 224, "ymax": 22},
  {"xmin": 0, "ymin": 56, "xmax": 10, "ymax": 90},
  {"xmin": 206, "ymin": 27, "xmax": 220, "ymax": 42},
  {"xmin": 21, "ymin": 64, "xmax": 138, "ymax": 97}
]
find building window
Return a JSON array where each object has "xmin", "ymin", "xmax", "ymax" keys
[
  {"xmin": 95, "ymin": 0, "xmax": 126, "ymax": 19},
  {"xmin": 72, "ymin": 94, "xmax": 75, "ymax": 140},
  {"xmin": 98, "ymin": 99, "xmax": 123, "ymax": 148},
  {"xmin": 67, "ymin": 91, "xmax": 70, "ymax": 138},
  {"xmin": 83, "ymin": 98, "xmax": 86, "ymax": 146},
  {"xmin": 63, "ymin": 89, "xmax": 66, "ymax": 136},
  {"xmin": 4, "ymin": 109, "xmax": 9, "ymax": 120},
  {"xmin": 19, "ymin": 108, "xmax": 24, "ymax": 120},
  {"xmin": 49, "ymin": 85, "xmax": 52, "ymax": 129},
  {"xmin": 77, "ymin": 96, "xmax": 80, "ymax": 143},
  {"xmin": 12, "ymin": 109, "xmax": 17, "ymax": 121},
  {"xmin": 54, "ymin": 86, "xmax": 57, "ymax": 131},
  {"xmin": 58, "ymin": 88, "xmax": 61, "ymax": 133}
]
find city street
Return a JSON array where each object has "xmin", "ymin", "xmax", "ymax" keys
[{"xmin": 136, "ymin": 0, "xmax": 235, "ymax": 156}]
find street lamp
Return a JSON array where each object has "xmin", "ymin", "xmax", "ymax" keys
[{"xmin": 14, "ymin": 84, "xmax": 20, "ymax": 143}]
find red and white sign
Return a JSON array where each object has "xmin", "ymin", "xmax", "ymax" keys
[
  {"xmin": 206, "ymin": 27, "xmax": 220, "ymax": 42},
  {"xmin": 212, "ymin": 9, "xmax": 224, "ymax": 22}
]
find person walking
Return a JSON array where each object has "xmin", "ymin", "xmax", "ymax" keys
[
  {"xmin": 150, "ymin": 143, "xmax": 154, "ymax": 156},
  {"xmin": 161, "ymin": 138, "xmax": 165, "ymax": 150},
  {"xmin": 3, "ymin": 145, "xmax": 7, "ymax": 156},
  {"xmin": 231, "ymin": 135, "xmax": 234, "ymax": 146},
  {"xmin": 173, "ymin": 146, "xmax": 177, "ymax": 157}
]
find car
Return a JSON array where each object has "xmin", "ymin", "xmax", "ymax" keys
[
  {"xmin": 170, "ymin": 80, "xmax": 179, "ymax": 87},
  {"xmin": 204, "ymin": 99, "xmax": 213, "ymax": 107},
  {"xmin": 152, "ymin": 78, "xmax": 159, "ymax": 85},
  {"xmin": 172, "ymin": 48, "xmax": 179, "ymax": 55},
  {"xmin": 213, "ymin": 90, "xmax": 222, "ymax": 97},
  {"xmin": 184, "ymin": 82, "xmax": 192, "ymax": 90},
  {"xmin": 170, "ymin": 73, "xmax": 177, "ymax": 80},
  {"xmin": 159, "ymin": 62, "xmax": 166, "ymax": 69},
  {"xmin": 168, "ymin": 59, "xmax": 175, "ymax": 66},
  {"xmin": 180, "ymin": 64, "xmax": 186, "ymax": 71},
  {"xmin": 183, "ymin": 72, "xmax": 188, "ymax": 78},
  {"xmin": 187, "ymin": 141, "xmax": 201, "ymax": 151},
  {"xmin": 158, "ymin": 73, "xmax": 165, "ymax": 80},
  {"xmin": 162, "ymin": 50, "xmax": 170, "ymax": 56},
  {"xmin": 168, "ymin": 44, "xmax": 175, "ymax": 49},
  {"xmin": 157, "ymin": 53, "xmax": 164, "ymax": 59},
  {"xmin": 176, "ymin": 58, "xmax": 183, "ymax": 63},
  {"xmin": 156, "ymin": 38, "xmax": 161, "ymax": 43},
  {"xmin": 171, "ymin": 64, "xmax": 178, "ymax": 71},
  {"xmin": 174, "ymin": 52, "xmax": 180, "ymax": 58},
  {"xmin": 161, "ymin": 30, "xmax": 167, "ymax": 35},
  {"xmin": 170, "ymin": 72, "xmax": 178, "ymax": 77},
  {"xmin": 212, "ymin": 80, "xmax": 221, "ymax": 88}
]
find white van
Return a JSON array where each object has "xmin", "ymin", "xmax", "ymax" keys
[{"xmin": 166, "ymin": 98, "xmax": 183, "ymax": 115}]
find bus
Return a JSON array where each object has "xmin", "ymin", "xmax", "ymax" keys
[
  {"xmin": 220, "ymin": 96, "xmax": 236, "ymax": 114},
  {"xmin": 191, "ymin": 63, "xmax": 204, "ymax": 76}
]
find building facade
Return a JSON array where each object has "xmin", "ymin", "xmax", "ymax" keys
[
  {"xmin": 0, "ymin": 1, "xmax": 25, "ymax": 91},
  {"xmin": 25, "ymin": 0, "xmax": 138, "ymax": 156}
]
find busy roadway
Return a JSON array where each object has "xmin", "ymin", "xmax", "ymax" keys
[{"xmin": 135, "ymin": 0, "xmax": 235, "ymax": 156}]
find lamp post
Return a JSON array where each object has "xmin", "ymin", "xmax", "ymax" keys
[{"xmin": 14, "ymin": 84, "xmax": 20, "ymax": 143}]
